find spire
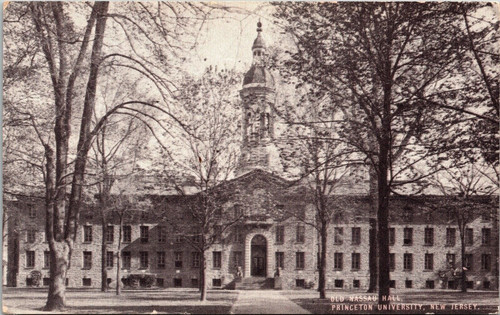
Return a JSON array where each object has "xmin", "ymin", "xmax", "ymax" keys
[{"xmin": 252, "ymin": 20, "xmax": 266, "ymax": 64}]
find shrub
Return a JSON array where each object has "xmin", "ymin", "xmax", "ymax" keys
[{"xmin": 29, "ymin": 270, "xmax": 42, "ymax": 287}]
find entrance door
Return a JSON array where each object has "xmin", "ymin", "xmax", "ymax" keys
[{"xmin": 250, "ymin": 235, "xmax": 267, "ymax": 277}]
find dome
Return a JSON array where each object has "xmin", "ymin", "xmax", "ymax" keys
[
  {"xmin": 243, "ymin": 65, "xmax": 275, "ymax": 88},
  {"xmin": 252, "ymin": 33, "xmax": 265, "ymax": 50}
]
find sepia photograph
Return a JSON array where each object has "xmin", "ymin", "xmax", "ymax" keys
[{"xmin": 2, "ymin": 1, "xmax": 499, "ymax": 314}]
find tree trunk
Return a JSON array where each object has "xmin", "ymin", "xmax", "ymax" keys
[
  {"xmin": 101, "ymin": 224, "xmax": 108, "ymax": 292},
  {"xmin": 44, "ymin": 241, "xmax": 71, "ymax": 311},
  {"xmin": 200, "ymin": 250, "xmax": 207, "ymax": 301},
  {"xmin": 377, "ymin": 81, "xmax": 392, "ymax": 305},
  {"xmin": 116, "ymin": 220, "xmax": 123, "ymax": 295},
  {"xmin": 460, "ymin": 235, "xmax": 467, "ymax": 292},
  {"xmin": 368, "ymin": 218, "xmax": 378, "ymax": 293},
  {"xmin": 318, "ymin": 222, "xmax": 327, "ymax": 299}
]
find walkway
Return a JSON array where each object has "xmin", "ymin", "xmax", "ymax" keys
[{"xmin": 230, "ymin": 290, "xmax": 311, "ymax": 314}]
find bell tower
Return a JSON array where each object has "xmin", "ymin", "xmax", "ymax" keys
[{"xmin": 236, "ymin": 21, "xmax": 283, "ymax": 176}]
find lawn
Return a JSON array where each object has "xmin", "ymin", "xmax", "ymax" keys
[
  {"xmin": 2, "ymin": 287, "xmax": 239, "ymax": 314},
  {"xmin": 281, "ymin": 289, "xmax": 499, "ymax": 314}
]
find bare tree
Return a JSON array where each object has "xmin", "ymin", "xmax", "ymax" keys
[
  {"xmin": 430, "ymin": 160, "xmax": 498, "ymax": 292},
  {"xmin": 154, "ymin": 68, "xmax": 243, "ymax": 301}
]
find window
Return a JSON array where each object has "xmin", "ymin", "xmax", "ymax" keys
[
  {"xmin": 424, "ymin": 253, "xmax": 433, "ymax": 270},
  {"xmin": 27, "ymin": 229, "xmax": 36, "ymax": 243},
  {"xmin": 465, "ymin": 254, "xmax": 473, "ymax": 271},
  {"xmin": 82, "ymin": 278, "xmax": 92, "ymax": 286},
  {"xmin": 140, "ymin": 226, "xmax": 149, "ymax": 243},
  {"xmin": 481, "ymin": 212, "xmax": 491, "ymax": 221},
  {"xmin": 334, "ymin": 279, "xmax": 344, "ymax": 288},
  {"xmin": 192, "ymin": 234, "xmax": 201, "ymax": 244},
  {"xmin": 276, "ymin": 226, "xmax": 285, "ymax": 244},
  {"xmin": 351, "ymin": 227, "xmax": 361, "ymax": 245},
  {"xmin": 105, "ymin": 226, "xmax": 114, "ymax": 243},
  {"xmin": 157, "ymin": 252, "xmax": 165, "ymax": 269},
  {"xmin": 405, "ymin": 280, "xmax": 412, "ymax": 288},
  {"xmin": 234, "ymin": 204, "xmax": 243, "ymax": 218},
  {"xmin": 156, "ymin": 278, "xmax": 164, "ymax": 287},
  {"xmin": 389, "ymin": 228, "xmax": 395, "ymax": 246},
  {"xmin": 353, "ymin": 280, "xmax": 360, "ymax": 288},
  {"xmin": 389, "ymin": 253, "xmax": 395, "ymax": 271},
  {"xmin": 296, "ymin": 252, "xmax": 305, "ymax": 270},
  {"xmin": 465, "ymin": 228, "xmax": 473, "ymax": 246},
  {"xmin": 122, "ymin": 251, "xmax": 131, "ymax": 269},
  {"xmin": 447, "ymin": 210, "xmax": 454, "ymax": 222},
  {"xmin": 191, "ymin": 278, "xmax": 199, "ymax": 288},
  {"xmin": 389, "ymin": 280, "xmax": 396, "ymax": 288},
  {"xmin": 482, "ymin": 228, "xmax": 491, "ymax": 246},
  {"xmin": 106, "ymin": 251, "xmax": 114, "ymax": 268},
  {"xmin": 43, "ymin": 278, "xmax": 50, "ymax": 286},
  {"xmin": 174, "ymin": 278, "xmax": 182, "ymax": 287},
  {"xmin": 426, "ymin": 280, "xmax": 435, "ymax": 289},
  {"xmin": 44, "ymin": 251, "xmax": 50, "ymax": 269},
  {"xmin": 212, "ymin": 278, "xmax": 222, "ymax": 287},
  {"xmin": 213, "ymin": 251, "xmax": 221, "ymax": 269},
  {"xmin": 403, "ymin": 228, "xmax": 413, "ymax": 246},
  {"xmin": 481, "ymin": 254, "xmax": 491, "ymax": 271},
  {"xmin": 192, "ymin": 252, "xmax": 200, "ymax": 268},
  {"xmin": 28, "ymin": 205, "xmax": 36, "ymax": 218},
  {"xmin": 425, "ymin": 212, "xmax": 433, "ymax": 222},
  {"xmin": 403, "ymin": 207, "xmax": 413, "ymax": 222},
  {"xmin": 140, "ymin": 251, "xmax": 149, "ymax": 269},
  {"xmin": 234, "ymin": 232, "xmax": 243, "ymax": 244},
  {"xmin": 446, "ymin": 253, "xmax": 456, "ymax": 269},
  {"xmin": 403, "ymin": 253, "xmax": 413, "ymax": 271},
  {"xmin": 83, "ymin": 251, "xmax": 92, "ymax": 269},
  {"xmin": 296, "ymin": 225, "xmax": 305, "ymax": 243},
  {"xmin": 123, "ymin": 226, "xmax": 132, "ymax": 243},
  {"xmin": 83, "ymin": 226, "xmax": 93, "ymax": 243},
  {"xmin": 351, "ymin": 253, "xmax": 360, "ymax": 270},
  {"xmin": 276, "ymin": 252, "xmax": 284, "ymax": 269},
  {"xmin": 141, "ymin": 211, "xmax": 148, "ymax": 220},
  {"xmin": 214, "ymin": 226, "xmax": 222, "ymax": 243},
  {"xmin": 158, "ymin": 227, "xmax": 166, "ymax": 243},
  {"xmin": 334, "ymin": 227, "xmax": 343, "ymax": 245},
  {"xmin": 233, "ymin": 251, "xmax": 242, "ymax": 267},
  {"xmin": 26, "ymin": 251, "xmax": 35, "ymax": 268},
  {"xmin": 424, "ymin": 228, "xmax": 434, "ymax": 246},
  {"xmin": 446, "ymin": 228, "xmax": 456, "ymax": 246},
  {"xmin": 215, "ymin": 208, "xmax": 222, "ymax": 219},
  {"xmin": 483, "ymin": 281, "xmax": 491, "ymax": 289},
  {"xmin": 334, "ymin": 253, "xmax": 343, "ymax": 270},
  {"xmin": 296, "ymin": 279, "xmax": 305, "ymax": 288},
  {"xmin": 174, "ymin": 252, "xmax": 183, "ymax": 268}
]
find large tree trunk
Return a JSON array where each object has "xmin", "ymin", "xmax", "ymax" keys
[
  {"xmin": 44, "ymin": 241, "xmax": 71, "ymax": 311},
  {"xmin": 377, "ymin": 81, "xmax": 392, "ymax": 305},
  {"xmin": 368, "ymin": 218, "xmax": 377, "ymax": 293},
  {"xmin": 460, "ymin": 234, "xmax": 467, "ymax": 292},
  {"xmin": 318, "ymin": 222, "xmax": 327, "ymax": 299},
  {"xmin": 200, "ymin": 250, "xmax": 207, "ymax": 301},
  {"xmin": 116, "ymin": 220, "xmax": 123, "ymax": 295},
  {"xmin": 101, "ymin": 224, "xmax": 108, "ymax": 292}
]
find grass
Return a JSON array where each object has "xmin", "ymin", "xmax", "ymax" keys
[{"xmin": 2, "ymin": 287, "xmax": 239, "ymax": 314}]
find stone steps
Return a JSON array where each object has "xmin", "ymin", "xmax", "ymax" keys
[{"xmin": 234, "ymin": 277, "xmax": 274, "ymax": 290}]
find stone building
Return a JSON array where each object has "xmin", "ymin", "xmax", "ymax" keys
[{"xmin": 4, "ymin": 22, "xmax": 499, "ymax": 291}]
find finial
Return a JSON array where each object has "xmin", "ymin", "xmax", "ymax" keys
[{"xmin": 257, "ymin": 19, "xmax": 262, "ymax": 33}]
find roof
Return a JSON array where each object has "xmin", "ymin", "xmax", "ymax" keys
[{"xmin": 243, "ymin": 65, "xmax": 275, "ymax": 88}]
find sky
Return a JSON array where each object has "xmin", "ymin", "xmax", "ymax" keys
[{"xmin": 186, "ymin": 2, "xmax": 282, "ymax": 75}]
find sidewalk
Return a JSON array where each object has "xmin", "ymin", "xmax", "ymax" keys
[{"xmin": 230, "ymin": 290, "xmax": 311, "ymax": 314}]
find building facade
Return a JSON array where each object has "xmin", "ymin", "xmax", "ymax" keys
[{"xmin": 5, "ymin": 22, "xmax": 499, "ymax": 291}]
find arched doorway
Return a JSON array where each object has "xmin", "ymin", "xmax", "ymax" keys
[{"xmin": 251, "ymin": 235, "xmax": 267, "ymax": 277}]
